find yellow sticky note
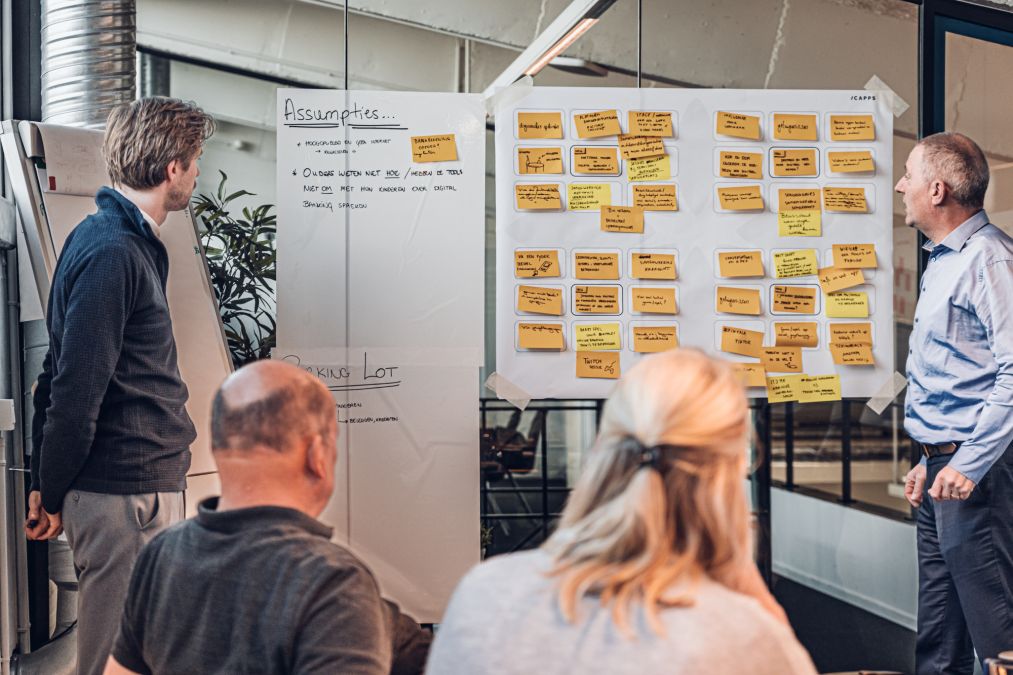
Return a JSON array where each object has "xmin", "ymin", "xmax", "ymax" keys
[
  {"xmin": 771, "ymin": 148, "xmax": 817, "ymax": 177},
  {"xmin": 828, "ymin": 150, "xmax": 875, "ymax": 173},
  {"xmin": 718, "ymin": 185, "xmax": 764, "ymax": 211},
  {"xmin": 719, "ymin": 152, "xmax": 763, "ymax": 179},
  {"xmin": 517, "ymin": 323, "xmax": 564, "ymax": 350},
  {"xmin": 574, "ymin": 285, "xmax": 621, "ymax": 314},
  {"xmin": 716, "ymin": 111, "xmax": 761, "ymax": 140},
  {"xmin": 779, "ymin": 188, "xmax": 821, "ymax": 212},
  {"xmin": 574, "ymin": 252, "xmax": 620, "ymax": 280},
  {"xmin": 718, "ymin": 251, "xmax": 764, "ymax": 278},
  {"xmin": 517, "ymin": 147, "xmax": 563, "ymax": 174},
  {"xmin": 773, "ymin": 250, "xmax": 818, "ymax": 278},
  {"xmin": 574, "ymin": 323, "xmax": 621, "ymax": 350},
  {"xmin": 817, "ymin": 267, "xmax": 865, "ymax": 294},
  {"xmin": 799, "ymin": 375, "xmax": 842, "ymax": 403},
  {"xmin": 567, "ymin": 183, "xmax": 611, "ymax": 211},
  {"xmin": 830, "ymin": 342, "xmax": 875, "ymax": 365},
  {"xmin": 576, "ymin": 351, "xmax": 620, "ymax": 379},
  {"xmin": 778, "ymin": 210, "xmax": 822, "ymax": 237},
  {"xmin": 411, "ymin": 134, "xmax": 457, "ymax": 162},
  {"xmin": 573, "ymin": 147, "xmax": 619, "ymax": 174},
  {"xmin": 823, "ymin": 187, "xmax": 868, "ymax": 212},
  {"xmin": 518, "ymin": 112, "xmax": 563, "ymax": 139},
  {"xmin": 733, "ymin": 363, "xmax": 767, "ymax": 388},
  {"xmin": 515, "ymin": 184, "xmax": 562, "ymax": 210},
  {"xmin": 767, "ymin": 375, "xmax": 804, "ymax": 402},
  {"xmin": 600, "ymin": 205, "xmax": 645, "ymax": 233},
  {"xmin": 826, "ymin": 292, "xmax": 869, "ymax": 318},
  {"xmin": 716, "ymin": 287, "xmax": 761, "ymax": 315},
  {"xmin": 830, "ymin": 114, "xmax": 875, "ymax": 141},
  {"xmin": 632, "ymin": 184, "xmax": 678, "ymax": 211},
  {"xmin": 721, "ymin": 326, "xmax": 764, "ymax": 358},
  {"xmin": 631, "ymin": 253, "xmax": 677, "ymax": 280},
  {"xmin": 828, "ymin": 322, "xmax": 872, "ymax": 345},
  {"xmin": 632, "ymin": 287, "xmax": 677, "ymax": 314},
  {"xmin": 628, "ymin": 111, "xmax": 673, "ymax": 137},
  {"xmin": 632, "ymin": 326, "xmax": 678, "ymax": 353},
  {"xmin": 575, "ymin": 110, "xmax": 622, "ymax": 139},
  {"xmin": 618, "ymin": 135, "xmax": 666, "ymax": 160},
  {"xmin": 514, "ymin": 250, "xmax": 560, "ymax": 278},
  {"xmin": 772, "ymin": 285, "xmax": 817, "ymax": 314},
  {"xmin": 773, "ymin": 113, "xmax": 818, "ymax": 141},
  {"xmin": 774, "ymin": 322, "xmax": 818, "ymax": 348},
  {"xmin": 762, "ymin": 346, "xmax": 803, "ymax": 373},
  {"xmin": 517, "ymin": 285, "xmax": 563, "ymax": 315},
  {"xmin": 628, "ymin": 155, "xmax": 671, "ymax": 182},
  {"xmin": 832, "ymin": 244, "xmax": 877, "ymax": 269}
]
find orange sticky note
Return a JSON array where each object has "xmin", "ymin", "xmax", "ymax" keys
[
  {"xmin": 778, "ymin": 210, "xmax": 821, "ymax": 237},
  {"xmin": 618, "ymin": 134, "xmax": 666, "ymax": 160},
  {"xmin": 779, "ymin": 188, "xmax": 821, "ymax": 212},
  {"xmin": 773, "ymin": 113, "xmax": 817, "ymax": 141},
  {"xmin": 818, "ymin": 267, "xmax": 865, "ymax": 293},
  {"xmin": 567, "ymin": 183, "xmax": 611, "ymax": 211},
  {"xmin": 762, "ymin": 346, "xmax": 803, "ymax": 373},
  {"xmin": 632, "ymin": 287, "xmax": 677, "ymax": 314},
  {"xmin": 826, "ymin": 292, "xmax": 869, "ymax": 318},
  {"xmin": 515, "ymin": 184, "xmax": 562, "ymax": 210},
  {"xmin": 575, "ymin": 110, "xmax": 622, "ymax": 138},
  {"xmin": 823, "ymin": 187, "xmax": 868, "ymax": 212},
  {"xmin": 631, "ymin": 253, "xmax": 677, "ymax": 280},
  {"xmin": 774, "ymin": 322, "xmax": 818, "ymax": 348},
  {"xmin": 721, "ymin": 326, "xmax": 764, "ymax": 358},
  {"xmin": 517, "ymin": 147, "xmax": 563, "ymax": 174},
  {"xmin": 830, "ymin": 342, "xmax": 875, "ymax": 365},
  {"xmin": 517, "ymin": 285, "xmax": 563, "ymax": 315},
  {"xmin": 767, "ymin": 374, "xmax": 805, "ymax": 402},
  {"xmin": 517, "ymin": 323, "xmax": 564, "ymax": 350},
  {"xmin": 574, "ymin": 285, "xmax": 621, "ymax": 314},
  {"xmin": 718, "ymin": 185, "xmax": 764, "ymax": 211},
  {"xmin": 574, "ymin": 323, "xmax": 621, "ymax": 350},
  {"xmin": 733, "ymin": 363, "xmax": 768, "ymax": 388},
  {"xmin": 771, "ymin": 148, "xmax": 818, "ymax": 177},
  {"xmin": 576, "ymin": 351, "xmax": 620, "ymax": 379},
  {"xmin": 632, "ymin": 326, "xmax": 678, "ymax": 353},
  {"xmin": 716, "ymin": 111, "xmax": 761, "ymax": 140},
  {"xmin": 573, "ymin": 147, "xmax": 619, "ymax": 174},
  {"xmin": 716, "ymin": 286, "xmax": 761, "ymax": 315},
  {"xmin": 632, "ymin": 184, "xmax": 678, "ymax": 211},
  {"xmin": 832, "ymin": 244, "xmax": 877, "ymax": 269},
  {"xmin": 828, "ymin": 322, "xmax": 872, "ymax": 345},
  {"xmin": 799, "ymin": 375, "xmax": 842, "ymax": 403},
  {"xmin": 600, "ymin": 205, "xmax": 645, "ymax": 233},
  {"xmin": 773, "ymin": 250, "xmax": 818, "ymax": 278},
  {"xmin": 628, "ymin": 111, "xmax": 673, "ymax": 137},
  {"xmin": 514, "ymin": 250, "xmax": 560, "ymax": 278},
  {"xmin": 411, "ymin": 134, "xmax": 457, "ymax": 162},
  {"xmin": 772, "ymin": 285, "xmax": 817, "ymax": 314},
  {"xmin": 830, "ymin": 114, "xmax": 875, "ymax": 141},
  {"xmin": 828, "ymin": 150, "xmax": 875, "ymax": 173},
  {"xmin": 574, "ymin": 252, "xmax": 620, "ymax": 280},
  {"xmin": 719, "ymin": 152, "xmax": 763, "ymax": 179},
  {"xmin": 518, "ymin": 112, "xmax": 563, "ymax": 139},
  {"xmin": 718, "ymin": 251, "xmax": 764, "ymax": 278}
]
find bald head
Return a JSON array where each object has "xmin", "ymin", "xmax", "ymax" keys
[
  {"xmin": 918, "ymin": 132, "xmax": 989, "ymax": 209},
  {"xmin": 211, "ymin": 360, "xmax": 335, "ymax": 453}
]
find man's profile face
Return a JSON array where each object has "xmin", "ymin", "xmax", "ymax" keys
[
  {"xmin": 165, "ymin": 149, "xmax": 202, "ymax": 212},
  {"xmin": 894, "ymin": 144, "xmax": 931, "ymax": 231}
]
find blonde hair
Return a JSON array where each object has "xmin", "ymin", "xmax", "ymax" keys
[
  {"xmin": 103, "ymin": 97, "xmax": 215, "ymax": 190},
  {"xmin": 545, "ymin": 348, "xmax": 751, "ymax": 635}
]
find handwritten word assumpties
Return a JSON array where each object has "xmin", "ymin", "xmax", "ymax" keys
[{"xmin": 283, "ymin": 98, "xmax": 394, "ymax": 128}]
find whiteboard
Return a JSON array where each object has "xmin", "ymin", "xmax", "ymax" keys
[
  {"xmin": 495, "ymin": 88, "xmax": 894, "ymax": 399},
  {"xmin": 275, "ymin": 89, "xmax": 484, "ymax": 621}
]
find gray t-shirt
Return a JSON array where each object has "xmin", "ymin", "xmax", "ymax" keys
[{"xmin": 427, "ymin": 549, "xmax": 817, "ymax": 675}]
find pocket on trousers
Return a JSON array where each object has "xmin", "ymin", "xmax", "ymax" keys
[{"xmin": 134, "ymin": 494, "xmax": 161, "ymax": 530}]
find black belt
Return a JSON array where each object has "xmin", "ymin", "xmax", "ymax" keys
[{"xmin": 921, "ymin": 441, "xmax": 962, "ymax": 459}]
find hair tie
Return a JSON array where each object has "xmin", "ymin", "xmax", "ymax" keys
[{"xmin": 620, "ymin": 436, "xmax": 671, "ymax": 473}]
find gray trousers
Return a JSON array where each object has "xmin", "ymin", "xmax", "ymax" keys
[{"xmin": 62, "ymin": 490, "xmax": 184, "ymax": 675}]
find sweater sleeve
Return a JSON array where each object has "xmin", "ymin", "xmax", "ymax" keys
[
  {"xmin": 39, "ymin": 247, "xmax": 135, "ymax": 513},
  {"xmin": 29, "ymin": 349, "xmax": 53, "ymax": 493}
]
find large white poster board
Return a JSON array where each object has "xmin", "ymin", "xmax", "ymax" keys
[
  {"xmin": 276, "ymin": 90, "xmax": 483, "ymax": 621},
  {"xmin": 495, "ymin": 88, "xmax": 894, "ymax": 400}
]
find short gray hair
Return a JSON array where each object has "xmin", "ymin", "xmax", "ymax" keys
[{"xmin": 918, "ymin": 132, "xmax": 989, "ymax": 209}]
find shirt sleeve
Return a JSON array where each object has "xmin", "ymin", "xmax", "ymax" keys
[
  {"xmin": 383, "ymin": 598, "xmax": 432, "ymax": 675},
  {"xmin": 291, "ymin": 563, "xmax": 392, "ymax": 675},
  {"xmin": 949, "ymin": 259, "xmax": 1013, "ymax": 484}
]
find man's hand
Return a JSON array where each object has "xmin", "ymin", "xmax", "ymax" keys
[
  {"xmin": 904, "ymin": 463, "xmax": 927, "ymax": 508},
  {"xmin": 25, "ymin": 490, "xmax": 63, "ymax": 540},
  {"xmin": 928, "ymin": 465, "xmax": 976, "ymax": 501}
]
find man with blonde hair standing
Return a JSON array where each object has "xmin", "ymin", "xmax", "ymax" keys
[
  {"xmin": 24, "ymin": 97, "xmax": 215, "ymax": 675},
  {"xmin": 897, "ymin": 132, "xmax": 1013, "ymax": 673}
]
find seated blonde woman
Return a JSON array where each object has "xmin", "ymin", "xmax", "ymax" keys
[{"xmin": 426, "ymin": 349, "xmax": 816, "ymax": 675}]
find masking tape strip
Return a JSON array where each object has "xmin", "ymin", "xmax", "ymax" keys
[
  {"xmin": 484, "ymin": 371, "xmax": 532, "ymax": 411},
  {"xmin": 484, "ymin": 75, "xmax": 534, "ymax": 118},
  {"xmin": 865, "ymin": 74, "xmax": 910, "ymax": 118},
  {"xmin": 866, "ymin": 371, "xmax": 907, "ymax": 415}
]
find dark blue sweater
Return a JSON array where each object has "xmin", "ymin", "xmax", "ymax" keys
[{"xmin": 30, "ymin": 187, "xmax": 196, "ymax": 514}]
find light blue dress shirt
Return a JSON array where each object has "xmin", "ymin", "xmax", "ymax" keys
[{"xmin": 905, "ymin": 210, "xmax": 1013, "ymax": 484}]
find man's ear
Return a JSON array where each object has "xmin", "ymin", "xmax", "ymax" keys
[
  {"xmin": 304, "ymin": 434, "xmax": 327, "ymax": 482},
  {"xmin": 929, "ymin": 179, "xmax": 948, "ymax": 206},
  {"xmin": 165, "ymin": 158, "xmax": 183, "ymax": 183}
]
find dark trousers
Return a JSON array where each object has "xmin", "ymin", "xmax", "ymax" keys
[{"xmin": 916, "ymin": 448, "xmax": 1013, "ymax": 675}]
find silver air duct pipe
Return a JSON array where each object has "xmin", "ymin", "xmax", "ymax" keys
[{"xmin": 41, "ymin": 0, "xmax": 136, "ymax": 128}]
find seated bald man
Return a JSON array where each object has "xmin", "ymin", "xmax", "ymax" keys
[{"xmin": 103, "ymin": 360, "xmax": 431, "ymax": 675}]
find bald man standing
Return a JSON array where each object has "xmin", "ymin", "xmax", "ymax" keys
[{"xmin": 103, "ymin": 360, "xmax": 430, "ymax": 674}]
